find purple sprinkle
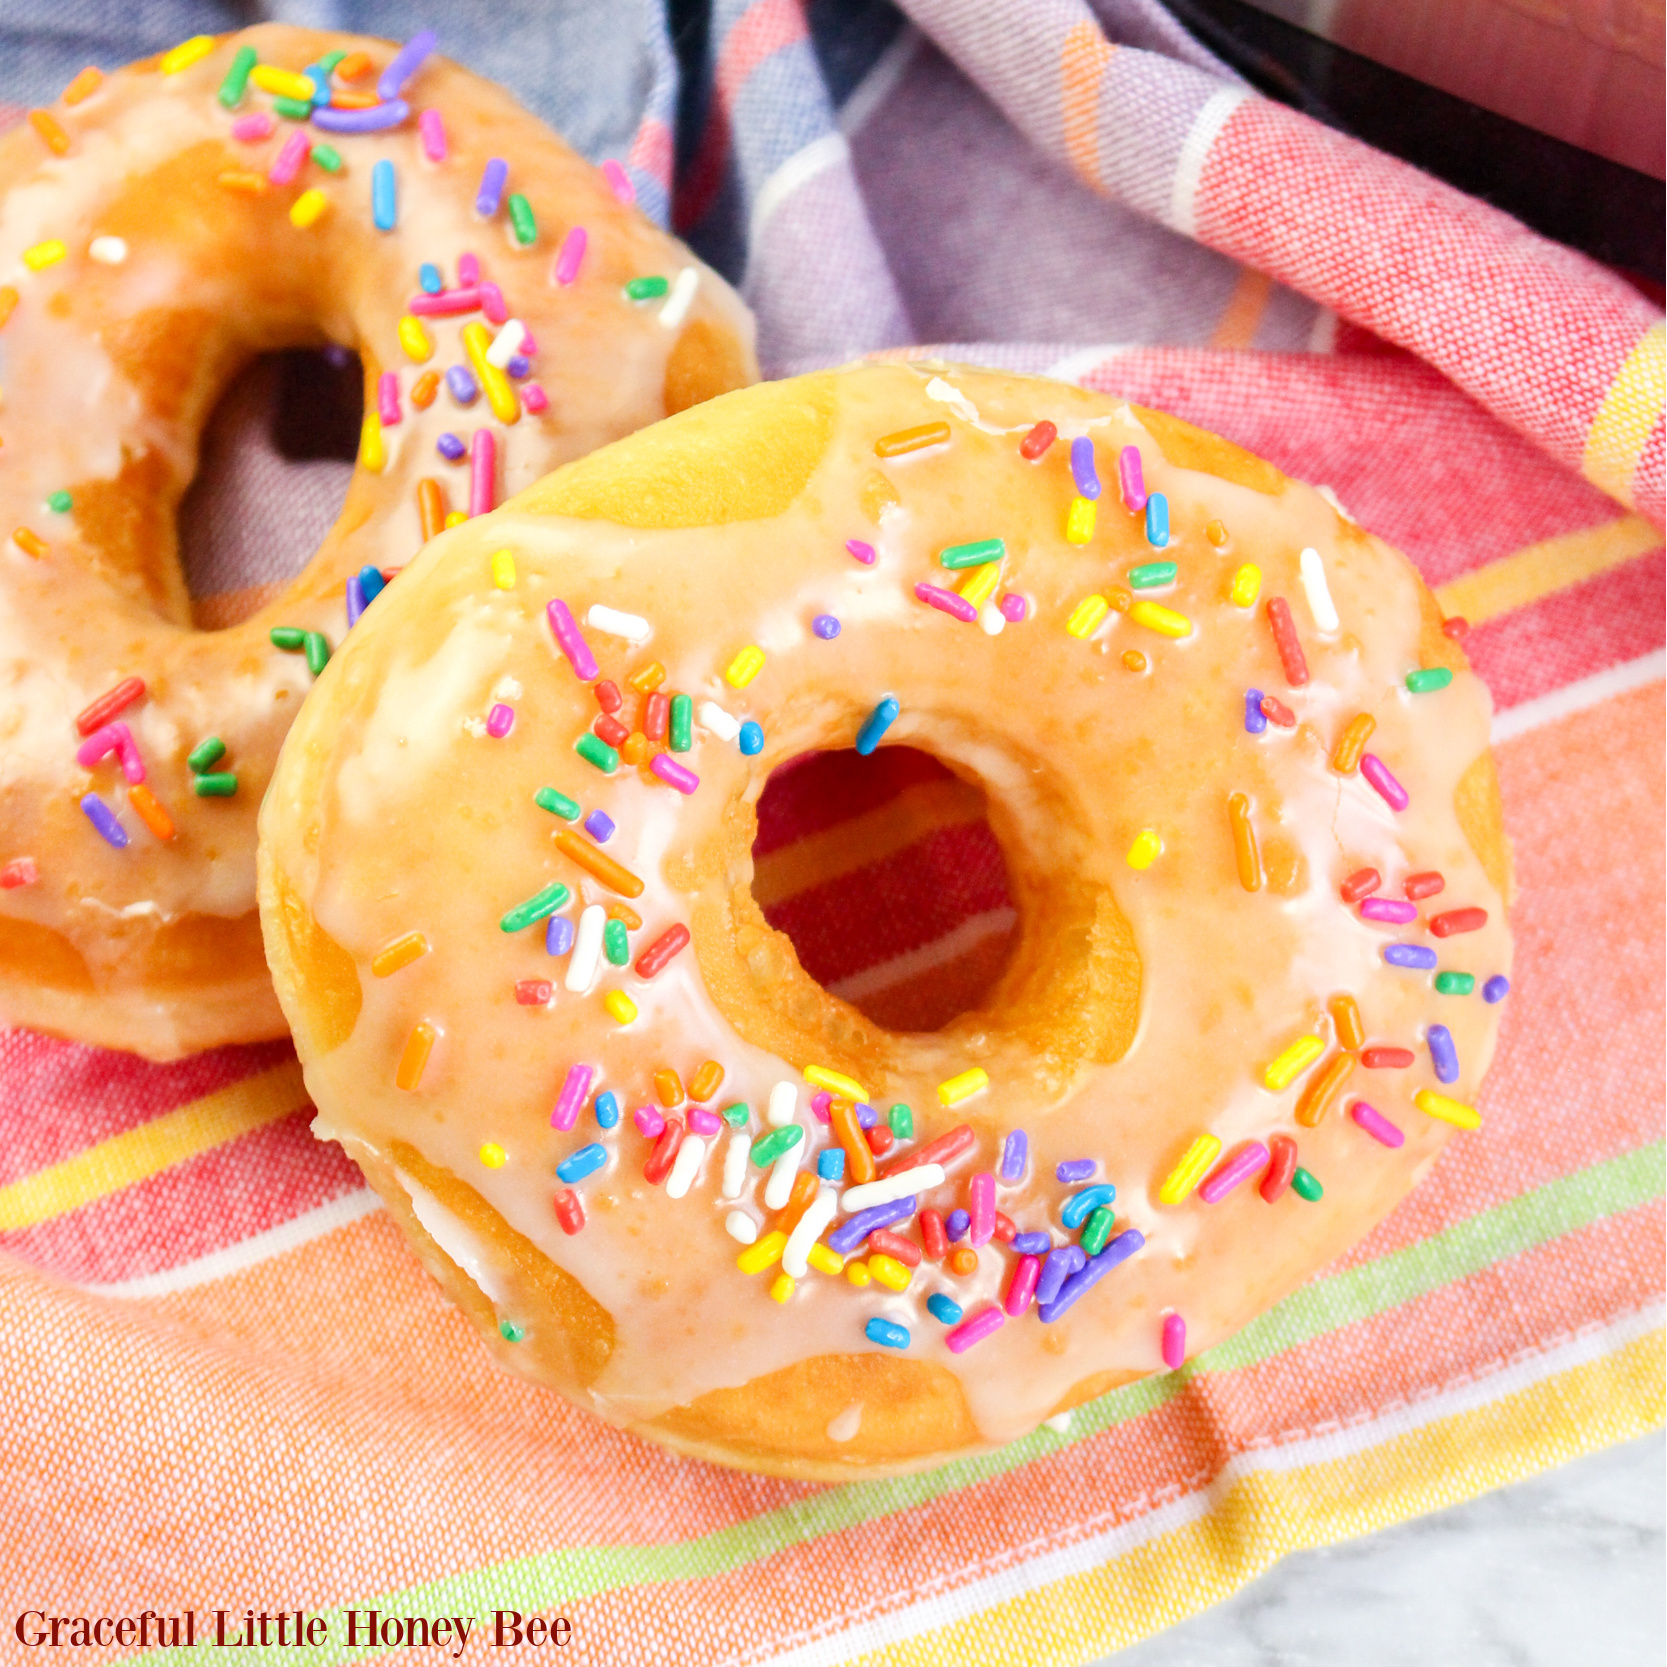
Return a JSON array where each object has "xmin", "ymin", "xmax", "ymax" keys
[
  {"xmin": 311, "ymin": 99, "xmax": 411, "ymax": 134},
  {"xmin": 1350, "ymin": 1101, "xmax": 1405, "ymax": 1148},
  {"xmin": 827, "ymin": 1196, "xmax": 916, "ymax": 1255},
  {"xmin": 1384, "ymin": 943, "xmax": 1439, "ymax": 970},
  {"xmin": 545, "ymin": 599, "xmax": 599, "ymax": 680},
  {"xmin": 650, "ymin": 753, "xmax": 699, "ymax": 794},
  {"xmin": 1038, "ymin": 1230, "xmax": 1144, "ymax": 1323},
  {"xmin": 855, "ymin": 1102, "xmax": 877, "ymax": 1129},
  {"xmin": 546, "ymin": 915, "xmax": 574, "ymax": 956},
  {"xmin": 1035, "ymin": 1244, "xmax": 1086, "ymax": 1307},
  {"xmin": 1000, "ymin": 1129, "xmax": 1028, "ymax": 1183},
  {"xmin": 845, "ymin": 538, "xmax": 876, "ymax": 565},
  {"xmin": 1056, "ymin": 1158, "xmax": 1096, "ymax": 1184},
  {"xmin": 553, "ymin": 226, "xmax": 587, "ymax": 286},
  {"xmin": 813, "ymin": 614, "xmax": 841, "ymax": 639},
  {"xmin": 915, "ymin": 582, "xmax": 977, "ymax": 623},
  {"xmin": 945, "ymin": 1208, "xmax": 970, "ymax": 1242},
  {"xmin": 436, "ymin": 432, "xmax": 465, "ymax": 462},
  {"xmin": 418, "ymin": 107, "xmax": 446, "ymax": 163},
  {"xmin": 345, "ymin": 572, "xmax": 366, "ymax": 628},
  {"xmin": 1070, "ymin": 436, "xmax": 1101, "ymax": 500},
  {"xmin": 506, "ymin": 354, "xmax": 531, "ymax": 379},
  {"xmin": 1119, "ymin": 445, "xmax": 1148, "ymax": 512},
  {"xmin": 378, "ymin": 30, "xmax": 436, "ymax": 101},
  {"xmin": 633, "ymin": 1105, "xmax": 665, "ymax": 1140},
  {"xmin": 79, "ymin": 794, "xmax": 127, "ymax": 849},
  {"xmin": 583, "ymin": 810, "xmax": 615, "ymax": 844},
  {"xmin": 1483, "ymin": 975, "xmax": 1510, "ymax": 1003},
  {"xmin": 998, "ymin": 592, "xmax": 1028, "ymax": 623},
  {"xmin": 1360, "ymin": 753, "xmax": 1409, "ymax": 811},
  {"xmin": 1245, "ymin": 689, "xmax": 1267, "ymax": 734},
  {"xmin": 1012, "ymin": 1231, "xmax": 1051, "ymax": 1256},
  {"xmin": 445, "ymin": 364, "xmax": 479, "ymax": 406},
  {"xmin": 1360, "ymin": 897, "xmax": 1418, "ymax": 924},
  {"xmin": 1427, "ymin": 1023, "xmax": 1460, "ymax": 1083},
  {"xmin": 486, "ymin": 703, "xmax": 515, "ymax": 738},
  {"xmin": 550, "ymin": 1063, "xmax": 593, "ymax": 1132},
  {"xmin": 476, "ymin": 157, "xmax": 508, "ymax": 217}
]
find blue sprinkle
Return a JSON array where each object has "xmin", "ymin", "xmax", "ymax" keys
[
  {"xmin": 865, "ymin": 1317, "xmax": 909, "ymax": 1350},
  {"xmin": 817, "ymin": 1147, "xmax": 846, "ymax": 1182},
  {"xmin": 1001, "ymin": 1129, "xmax": 1028, "ymax": 1183},
  {"xmin": 1070, "ymin": 436, "xmax": 1100, "ymax": 499},
  {"xmin": 594, "ymin": 1091, "xmax": 620, "ymax": 1130},
  {"xmin": 371, "ymin": 158, "xmax": 397, "ymax": 231},
  {"xmin": 358, "ymin": 564, "xmax": 386, "ymax": 604},
  {"xmin": 80, "ymin": 793, "xmax": 127, "ymax": 849},
  {"xmin": 1483, "ymin": 975, "xmax": 1510, "ymax": 1003},
  {"xmin": 476, "ymin": 157, "xmax": 509, "ymax": 218},
  {"xmin": 584, "ymin": 810, "xmax": 616, "ymax": 844},
  {"xmin": 1056, "ymin": 1158, "xmax": 1096, "ymax": 1184},
  {"xmin": 739, "ymin": 720, "xmax": 764, "ymax": 755},
  {"xmin": 1145, "ymin": 492, "xmax": 1169, "ymax": 548},
  {"xmin": 446, "ymin": 364, "xmax": 479, "ymax": 406},
  {"xmin": 1061, "ymin": 1183, "xmax": 1115, "ymax": 1230},
  {"xmin": 345, "ymin": 572, "xmax": 365, "ymax": 629},
  {"xmin": 546, "ymin": 915, "xmax": 574, "ymax": 956},
  {"xmin": 855, "ymin": 695, "xmax": 899, "ymax": 756},
  {"xmin": 507, "ymin": 354, "xmax": 531, "ymax": 379},
  {"xmin": 1427, "ymin": 1023, "xmax": 1460, "ymax": 1083},
  {"xmin": 1245, "ymin": 689, "xmax": 1268, "ymax": 734},
  {"xmin": 419, "ymin": 262, "xmax": 443, "ymax": 294},
  {"xmin": 556, "ymin": 1143, "xmax": 607, "ymax": 1184},
  {"xmin": 945, "ymin": 1208, "xmax": 970, "ymax": 1242},
  {"xmin": 813, "ymin": 614, "xmax": 841, "ymax": 640},
  {"xmin": 1012, "ymin": 1231, "xmax": 1052, "ymax": 1257},
  {"xmin": 926, "ymin": 1293, "xmax": 963, "ymax": 1326},
  {"xmin": 855, "ymin": 1101, "xmax": 877, "ymax": 1129},
  {"xmin": 436, "ymin": 432, "xmax": 466, "ymax": 462},
  {"xmin": 1038, "ymin": 1230, "xmax": 1144, "ymax": 1323},
  {"xmin": 1035, "ymin": 1244, "xmax": 1086, "ymax": 1307},
  {"xmin": 303, "ymin": 64, "xmax": 330, "ymax": 104},
  {"xmin": 1384, "ymin": 943, "xmax": 1438, "ymax": 970}
]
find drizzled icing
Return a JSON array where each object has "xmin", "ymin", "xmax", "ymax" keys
[{"xmin": 265, "ymin": 363, "xmax": 1511, "ymax": 1458}]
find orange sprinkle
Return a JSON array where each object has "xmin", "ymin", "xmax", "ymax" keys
[
  {"xmin": 775, "ymin": 1171, "xmax": 819, "ymax": 1234},
  {"xmin": 396, "ymin": 1021, "xmax": 437, "ymax": 1091},
  {"xmin": 1294, "ymin": 1050, "xmax": 1354, "ymax": 1128},
  {"xmin": 12, "ymin": 527, "xmax": 48, "ymax": 559},
  {"xmin": 1108, "ymin": 587, "xmax": 1132, "ymax": 613},
  {"xmin": 62, "ymin": 66, "xmax": 104, "ymax": 105},
  {"xmin": 1205, "ymin": 519, "xmax": 1229, "ymax": 546},
  {"xmin": 416, "ymin": 477, "xmax": 446, "ymax": 542},
  {"xmin": 1227, "ymin": 792, "xmax": 1261, "ymax": 893},
  {"xmin": 606, "ymin": 901, "xmax": 642, "ymax": 929},
  {"xmin": 1329, "ymin": 993, "xmax": 1365, "ymax": 1052},
  {"xmin": 948, "ymin": 1247, "xmax": 979, "ymax": 1277},
  {"xmin": 687, "ymin": 1060, "xmax": 725, "ymax": 1103},
  {"xmin": 619, "ymin": 733, "xmax": 649, "ymax": 765},
  {"xmin": 653, "ymin": 1068, "xmax": 684, "ymax": 1108},
  {"xmin": 410, "ymin": 369, "xmax": 440, "ymax": 410},
  {"xmin": 627, "ymin": 660, "xmax": 666, "ymax": 694},
  {"xmin": 331, "ymin": 90, "xmax": 381, "ymax": 109},
  {"xmin": 0, "ymin": 287, "xmax": 17, "ymax": 329},
  {"xmin": 29, "ymin": 110, "xmax": 71, "ymax": 155},
  {"xmin": 874, "ymin": 421, "xmax": 950, "ymax": 457},
  {"xmin": 550, "ymin": 826, "xmax": 644, "ymax": 898},
  {"xmin": 1331, "ymin": 712, "xmax": 1376, "ymax": 776},
  {"xmin": 335, "ymin": 51, "xmax": 374, "ymax": 81},
  {"xmin": 1121, "ymin": 649, "xmax": 1146, "ymax": 672},
  {"xmin": 126, "ymin": 784, "xmax": 175, "ymax": 841},
  {"xmin": 830, "ymin": 1097, "xmax": 876, "ymax": 1186},
  {"xmin": 372, "ymin": 931, "xmax": 430, "ymax": 978},
  {"xmin": 217, "ymin": 169, "xmax": 268, "ymax": 195}
]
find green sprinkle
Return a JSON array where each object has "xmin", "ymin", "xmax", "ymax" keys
[
  {"xmin": 1435, "ymin": 971, "xmax": 1476, "ymax": 995},
  {"xmin": 499, "ymin": 880, "xmax": 571, "ymax": 933},
  {"xmin": 46, "ymin": 490, "xmax": 72, "ymax": 514},
  {"xmin": 272, "ymin": 95, "xmax": 313, "ymax": 121},
  {"xmin": 1291, "ymin": 1166, "xmax": 1324, "ymax": 1202},
  {"xmin": 269, "ymin": 626, "xmax": 306, "ymax": 650},
  {"xmin": 575, "ymin": 733, "xmax": 619, "ymax": 774},
  {"xmin": 534, "ymin": 786, "xmax": 582, "ymax": 820},
  {"xmin": 508, "ymin": 193, "xmax": 537, "ymax": 247},
  {"xmin": 499, "ymin": 1320, "xmax": 525, "ymax": 1342},
  {"xmin": 603, "ymin": 918, "xmax": 629, "ymax": 966},
  {"xmin": 1080, "ymin": 1206, "xmax": 1115, "ymax": 1256},
  {"xmin": 303, "ymin": 631, "xmax": 330, "ymax": 676},
  {"xmin": 217, "ymin": 44, "xmax": 257, "ymax": 108},
  {"xmin": 1406, "ymin": 667, "xmax": 1454, "ymax": 693},
  {"xmin": 938, "ymin": 538, "xmax": 1006, "ymax": 570},
  {"xmin": 186, "ymin": 736, "xmax": 226, "ymax": 774},
  {"xmin": 720, "ymin": 1102, "xmax": 750, "ymax": 1128},
  {"xmin": 1128, "ymin": 561, "xmax": 1178, "ymax": 589},
  {"xmin": 669, "ymin": 693, "xmax": 692, "ymax": 753},
  {"xmin": 314, "ymin": 50, "xmax": 347, "ymax": 75},
  {"xmin": 309, "ymin": 143, "xmax": 343, "ymax": 173},
  {"xmin": 750, "ymin": 1124, "xmax": 803, "ymax": 1166},
  {"xmin": 888, "ymin": 1103, "xmax": 913, "ymax": 1139},
  {"xmin": 624, "ymin": 275, "xmax": 669, "ymax": 302},
  {"xmin": 192, "ymin": 772, "xmax": 238, "ymax": 798}
]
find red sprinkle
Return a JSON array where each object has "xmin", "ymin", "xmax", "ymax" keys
[
  {"xmin": 1265, "ymin": 597, "xmax": 1309, "ymax": 687},
  {"xmin": 1340, "ymin": 867, "xmax": 1381, "ymax": 903},
  {"xmin": 1, "ymin": 857, "xmax": 37, "ymax": 888},
  {"xmin": 881, "ymin": 1123, "xmax": 975, "ymax": 1179},
  {"xmin": 554, "ymin": 1189, "xmax": 585, "ymax": 1234},
  {"xmin": 644, "ymin": 691, "xmax": 669, "ymax": 741},
  {"xmin": 1430, "ymin": 907, "xmax": 1487, "ymax": 937},
  {"xmin": 868, "ymin": 1228, "xmax": 921, "ymax": 1267},
  {"xmin": 1361, "ymin": 1046, "xmax": 1415, "ymax": 1069},
  {"xmin": 1019, "ymin": 420, "xmax": 1057, "ymax": 461},
  {"xmin": 1404, "ymin": 871, "xmax": 1446, "ymax": 900},
  {"xmin": 1259, "ymin": 1134, "xmax": 1298, "ymax": 1203},
  {"xmin": 635, "ymin": 923, "xmax": 690, "ymax": 978},
  {"xmin": 514, "ymin": 978, "xmax": 552, "ymax": 1005},
  {"xmin": 594, "ymin": 713, "xmax": 630, "ymax": 747},
  {"xmin": 993, "ymin": 1210, "xmax": 1016, "ymax": 1243},
  {"xmin": 1442, "ymin": 616, "xmax": 1470, "ymax": 640},
  {"xmin": 594, "ymin": 680, "xmax": 622, "ymax": 714},
  {"xmin": 865, "ymin": 1124, "xmax": 895, "ymax": 1157},
  {"xmin": 75, "ymin": 676, "xmax": 145, "ymax": 737},
  {"xmin": 643, "ymin": 1117, "xmax": 684, "ymax": 1184},
  {"xmin": 1260, "ymin": 694, "xmax": 1296, "ymax": 728},
  {"xmin": 919, "ymin": 1208, "xmax": 948, "ymax": 1260}
]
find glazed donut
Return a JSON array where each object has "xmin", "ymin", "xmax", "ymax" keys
[
  {"xmin": 0, "ymin": 24, "xmax": 755, "ymax": 1060},
  {"xmin": 258, "ymin": 362, "xmax": 1513, "ymax": 1479}
]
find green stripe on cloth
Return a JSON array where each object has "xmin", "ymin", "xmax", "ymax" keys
[{"xmin": 131, "ymin": 1142, "xmax": 1663, "ymax": 1667}]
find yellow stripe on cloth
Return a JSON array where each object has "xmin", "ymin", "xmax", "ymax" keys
[
  {"xmin": 1435, "ymin": 514, "xmax": 1662, "ymax": 627},
  {"xmin": 0, "ymin": 1060, "xmax": 308, "ymax": 1232},
  {"xmin": 1583, "ymin": 320, "xmax": 1664, "ymax": 510},
  {"xmin": 1060, "ymin": 22, "xmax": 1115, "ymax": 187}
]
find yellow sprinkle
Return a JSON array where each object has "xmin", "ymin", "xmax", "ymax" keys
[
  {"xmin": 22, "ymin": 240, "xmax": 66, "ymax": 272},
  {"xmin": 1065, "ymin": 495, "xmax": 1096, "ymax": 544},
  {"xmin": 725, "ymin": 644, "xmax": 766, "ymax": 688},
  {"xmin": 1129, "ymin": 600, "xmax": 1192, "ymax": 638},
  {"xmin": 160, "ymin": 34, "xmax": 214, "ymax": 74},
  {"xmin": 1066, "ymin": 594, "xmax": 1109, "ymax": 638},
  {"xmin": 603, "ymin": 990, "xmax": 638, "ymax": 1025},
  {"xmin": 359, "ymin": 412, "xmax": 384, "ymax": 474},
  {"xmin": 845, "ymin": 1260, "xmax": 872, "ymax": 1287},
  {"xmin": 937, "ymin": 1067, "xmax": 989, "ymax": 1107},
  {"xmin": 461, "ymin": 320, "xmax": 520, "ymax": 424},
  {"xmin": 1415, "ymin": 1089, "xmax": 1481, "ymax": 1130},
  {"xmin": 289, "ymin": 187, "xmax": 328, "ymax": 228},
  {"xmin": 249, "ymin": 64, "xmax": 316, "ymax": 100},
  {"xmin": 396, "ymin": 1020, "xmax": 436, "ymax": 1091},
  {"xmin": 736, "ymin": 1229, "xmax": 788, "ymax": 1275},
  {"xmin": 806, "ymin": 1243, "xmax": 845, "ymax": 1276},
  {"xmin": 1158, "ymin": 1134, "xmax": 1222, "ymax": 1205},
  {"xmin": 1264, "ymin": 1034, "xmax": 1325, "ymax": 1091},
  {"xmin": 804, "ymin": 1064, "xmax": 867, "ymax": 1101},
  {"xmin": 371, "ymin": 931, "xmax": 429, "ymax": 978},
  {"xmin": 1126, "ymin": 828, "xmax": 1163, "ymax": 869},
  {"xmin": 491, "ymin": 549, "xmax": 516, "ymax": 589},
  {"xmin": 443, "ymin": 510, "xmax": 468, "ymax": 529},
  {"xmin": 479, "ymin": 1142, "xmax": 507, "ymax": 1169},
  {"xmin": 768, "ymin": 1271, "xmax": 796, "ymax": 1303},
  {"xmin": 397, "ymin": 315, "xmax": 433, "ymax": 363},
  {"xmin": 957, "ymin": 562, "xmax": 1002, "ymax": 608},
  {"xmin": 1229, "ymin": 564, "xmax": 1262, "ymax": 607},
  {"xmin": 868, "ymin": 1253, "xmax": 912, "ymax": 1292}
]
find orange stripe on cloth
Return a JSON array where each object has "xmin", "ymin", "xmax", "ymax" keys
[
  {"xmin": 1583, "ymin": 321, "xmax": 1665, "ymax": 512},
  {"xmin": 1060, "ymin": 21, "xmax": 1115, "ymax": 186},
  {"xmin": 1209, "ymin": 267, "xmax": 1273, "ymax": 350}
]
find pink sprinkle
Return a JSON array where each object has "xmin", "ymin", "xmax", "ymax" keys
[
  {"xmin": 545, "ymin": 599, "xmax": 599, "ymax": 680},
  {"xmin": 231, "ymin": 112, "xmax": 275, "ymax": 142},
  {"xmin": 633, "ymin": 1106, "xmax": 665, "ymax": 1140},
  {"xmin": 688, "ymin": 1107, "xmax": 722, "ymax": 1136},
  {"xmin": 967, "ymin": 1171, "xmax": 996, "ymax": 1247},
  {"xmin": 845, "ymin": 538, "xmax": 876, "ymax": 565},
  {"xmin": 1198, "ymin": 1140, "xmax": 1270, "ymax": 1204},
  {"xmin": 553, "ymin": 226, "xmax": 587, "ymax": 286},
  {"xmin": 418, "ymin": 107, "xmax": 447, "ymax": 162},
  {"xmin": 650, "ymin": 753, "xmax": 699, "ymax": 795},
  {"xmin": 915, "ymin": 582, "xmax": 977, "ymax": 623},
  {"xmin": 601, "ymin": 159, "xmax": 635, "ymax": 205},
  {"xmin": 810, "ymin": 1090, "xmax": 832, "ymax": 1124},
  {"xmin": 550, "ymin": 1063, "xmax": 594, "ymax": 1132},
  {"xmin": 459, "ymin": 252, "xmax": 480, "ymax": 286},
  {"xmin": 522, "ymin": 383, "xmax": 549, "ymax": 415},
  {"xmin": 268, "ymin": 129, "xmax": 309, "ymax": 186},
  {"xmin": 469, "ymin": 428, "xmax": 496, "ymax": 517},
  {"xmin": 1359, "ymin": 897, "xmax": 1417, "ymax": 923},
  {"xmin": 1, "ymin": 857, "xmax": 38, "ymax": 889},
  {"xmin": 114, "ymin": 732, "xmax": 145, "ymax": 784},
  {"xmin": 519, "ymin": 329, "xmax": 539, "ymax": 356},
  {"xmin": 1349, "ymin": 1100, "xmax": 1405, "ymax": 1148},
  {"xmin": 1161, "ymin": 1312, "xmax": 1186, "ymax": 1369},
  {"xmin": 1004, "ymin": 1254, "xmax": 1040, "ymax": 1318},
  {"xmin": 486, "ymin": 703, "xmax": 515, "ymax": 738},
  {"xmin": 998, "ymin": 592, "xmax": 1029, "ymax": 623},
  {"xmin": 478, "ymin": 281, "xmax": 508, "ymax": 324},
  {"xmin": 408, "ymin": 286, "xmax": 482, "ymax": 318},
  {"xmin": 1119, "ymin": 445, "xmax": 1147, "ymax": 512},
  {"xmin": 1360, "ymin": 753, "xmax": 1409, "ymax": 811},
  {"xmin": 945, "ymin": 1304, "xmax": 1005, "ymax": 1355},
  {"xmin": 377, "ymin": 370, "xmax": 401, "ymax": 427},
  {"xmin": 76, "ymin": 721, "xmax": 142, "ymax": 782}
]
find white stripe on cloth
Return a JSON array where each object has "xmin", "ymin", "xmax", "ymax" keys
[
  {"xmin": 826, "ymin": 906, "xmax": 1017, "ymax": 1003},
  {"xmin": 1168, "ymin": 83, "xmax": 1251, "ymax": 237},
  {"xmin": 1492, "ymin": 649, "xmax": 1665, "ymax": 744}
]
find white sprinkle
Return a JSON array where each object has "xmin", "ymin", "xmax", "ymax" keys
[
  {"xmin": 1299, "ymin": 547, "xmax": 1339, "ymax": 632},
  {"xmin": 491, "ymin": 674, "xmax": 523, "ymax": 700},
  {"xmin": 1043, "ymin": 1411, "xmax": 1073, "ymax": 1434},
  {"xmin": 698, "ymin": 700, "xmax": 741, "ymax": 742},
  {"xmin": 721, "ymin": 1129, "xmax": 750, "ymax": 1199},
  {"xmin": 665, "ymin": 1132, "xmax": 706, "ymax": 1199},
  {"xmin": 979, "ymin": 604, "xmax": 1006, "ymax": 636},
  {"xmin": 88, "ymin": 236, "xmax": 127, "ymax": 265},
  {"xmin": 564, "ymin": 903, "xmax": 605, "ymax": 992},
  {"xmin": 763, "ymin": 1143, "xmax": 801, "ymax": 1210},
  {"xmin": 724, "ymin": 1209, "xmax": 758, "ymax": 1245},
  {"xmin": 585, "ymin": 604, "xmax": 650, "ymax": 643},
  {"xmin": 485, "ymin": 318, "xmax": 527, "ymax": 368},
  {"xmin": 767, "ymin": 1081, "xmax": 798, "ymax": 1128},
  {"xmin": 461, "ymin": 716, "xmax": 487, "ymax": 737},
  {"xmin": 839, "ymin": 1163, "xmax": 945, "ymax": 1215},
  {"xmin": 825, "ymin": 1401, "xmax": 863, "ymax": 1443},
  {"xmin": 781, "ymin": 1187, "xmax": 838, "ymax": 1278},
  {"xmin": 658, "ymin": 265, "xmax": 699, "ymax": 329}
]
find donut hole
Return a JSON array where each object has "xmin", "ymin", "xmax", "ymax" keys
[
  {"xmin": 178, "ymin": 348, "xmax": 362, "ymax": 629},
  {"xmin": 750, "ymin": 746, "xmax": 1018, "ymax": 1033}
]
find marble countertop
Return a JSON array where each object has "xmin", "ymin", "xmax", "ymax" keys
[{"xmin": 1093, "ymin": 1429, "xmax": 1664, "ymax": 1666}]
